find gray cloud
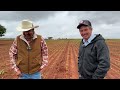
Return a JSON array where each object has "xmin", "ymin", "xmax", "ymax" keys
[
  {"xmin": 0, "ymin": 11, "xmax": 58, "ymax": 21},
  {"xmin": 69, "ymin": 11, "xmax": 120, "ymax": 25},
  {"xmin": 0, "ymin": 11, "xmax": 120, "ymax": 39}
]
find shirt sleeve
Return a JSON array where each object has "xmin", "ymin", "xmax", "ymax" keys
[
  {"xmin": 40, "ymin": 36, "xmax": 48, "ymax": 70},
  {"xmin": 9, "ymin": 38, "xmax": 20, "ymax": 73}
]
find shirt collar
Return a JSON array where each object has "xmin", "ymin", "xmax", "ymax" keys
[{"xmin": 83, "ymin": 34, "xmax": 96, "ymax": 44}]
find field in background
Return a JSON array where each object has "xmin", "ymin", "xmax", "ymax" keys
[{"xmin": 0, "ymin": 39, "xmax": 120, "ymax": 79}]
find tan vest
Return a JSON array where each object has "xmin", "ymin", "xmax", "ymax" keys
[{"xmin": 16, "ymin": 35, "xmax": 42, "ymax": 74}]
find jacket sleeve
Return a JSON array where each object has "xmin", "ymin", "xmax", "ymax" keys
[
  {"xmin": 92, "ymin": 40, "xmax": 110, "ymax": 79},
  {"xmin": 40, "ymin": 36, "xmax": 48, "ymax": 70},
  {"xmin": 9, "ymin": 38, "xmax": 21, "ymax": 73}
]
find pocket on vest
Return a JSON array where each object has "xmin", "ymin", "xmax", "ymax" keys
[{"xmin": 34, "ymin": 55, "xmax": 42, "ymax": 65}]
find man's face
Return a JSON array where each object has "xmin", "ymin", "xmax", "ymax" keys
[
  {"xmin": 79, "ymin": 25, "xmax": 92, "ymax": 41},
  {"xmin": 23, "ymin": 29, "xmax": 34, "ymax": 40}
]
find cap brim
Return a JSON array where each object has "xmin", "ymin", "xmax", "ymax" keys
[
  {"xmin": 77, "ymin": 24, "xmax": 89, "ymax": 29},
  {"xmin": 16, "ymin": 25, "xmax": 39, "ymax": 31}
]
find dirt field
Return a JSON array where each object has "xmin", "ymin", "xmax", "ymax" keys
[{"xmin": 0, "ymin": 39, "xmax": 120, "ymax": 79}]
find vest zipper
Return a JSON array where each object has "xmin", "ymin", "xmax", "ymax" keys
[
  {"xmin": 27, "ymin": 41, "xmax": 32, "ymax": 74},
  {"xmin": 27, "ymin": 45, "xmax": 31, "ymax": 74},
  {"xmin": 28, "ymin": 48, "xmax": 29, "ymax": 74},
  {"xmin": 28, "ymin": 49, "xmax": 29, "ymax": 74}
]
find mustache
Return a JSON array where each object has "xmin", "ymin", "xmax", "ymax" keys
[
  {"xmin": 24, "ymin": 33, "xmax": 33, "ymax": 36},
  {"xmin": 24, "ymin": 34, "xmax": 33, "ymax": 38}
]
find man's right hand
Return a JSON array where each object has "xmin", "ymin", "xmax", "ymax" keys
[{"xmin": 16, "ymin": 70, "xmax": 22, "ymax": 79}]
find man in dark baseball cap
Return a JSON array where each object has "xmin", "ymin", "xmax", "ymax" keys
[
  {"xmin": 77, "ymin": 20, "xmax": 92, "ymax": 29},
  {"xmin": 77, "ymin": 20, "xmax": 110, "ymax": 79}
]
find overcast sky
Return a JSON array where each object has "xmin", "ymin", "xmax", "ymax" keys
[{"xmin": 0, "ymin": 11, "xmax": 120, "ymax": 39}]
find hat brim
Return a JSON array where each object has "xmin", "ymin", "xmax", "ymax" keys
[
  {"xmin": 16, "ymin": 25, "xmax": 39, "ymax": 31},
  {"xmin": 77, "ymin": 24, "xmax": 89, "ymax": 29}
]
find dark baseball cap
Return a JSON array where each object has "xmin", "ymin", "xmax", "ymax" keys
[{"xmin": 77, "ymin": 20, "xmax": 92, "ymax": 29}]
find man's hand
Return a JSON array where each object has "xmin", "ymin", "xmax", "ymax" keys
[
  {"xmin": 16, "ymin": 70, "xmax": 22, "ymax": 79},
  {"xmin": 39, "ymin": 68, "xmax": 42, "ymax": 71}
]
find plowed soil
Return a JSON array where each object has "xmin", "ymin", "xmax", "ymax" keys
[{"xmin": 0, "ymin": 39, "xmax": 120, "ymax": 79}]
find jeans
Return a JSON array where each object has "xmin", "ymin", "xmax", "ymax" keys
[{"xmin": 19, "ymin": 72, "xmax": 42, "ymax": 79}]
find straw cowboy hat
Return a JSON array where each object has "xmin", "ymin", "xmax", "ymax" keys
[{"xmin": 16, "ymin": 19, "xmax": 39, "ymax": 31}]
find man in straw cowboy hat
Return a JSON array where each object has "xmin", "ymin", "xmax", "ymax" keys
[{"xmin": 9, "ymin": 19, "xmax": 48, "ymax": 79}]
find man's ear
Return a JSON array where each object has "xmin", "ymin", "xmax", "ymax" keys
[{"xmin": 88, "ymin": 26, "xmax": 92, "ymax": 30}]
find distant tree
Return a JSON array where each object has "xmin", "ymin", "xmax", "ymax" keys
[
  {"xmin": 0, "ymin": 24, "xmax": 6, "ymax": 37},
  {"xmin": 48, "ymin": 37, "xmax": 53, "ymax": 40}
]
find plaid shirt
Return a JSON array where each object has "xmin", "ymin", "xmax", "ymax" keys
[{"xmin": 9, "ymin": 34, "xmax": 48, "ymax": 74}]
